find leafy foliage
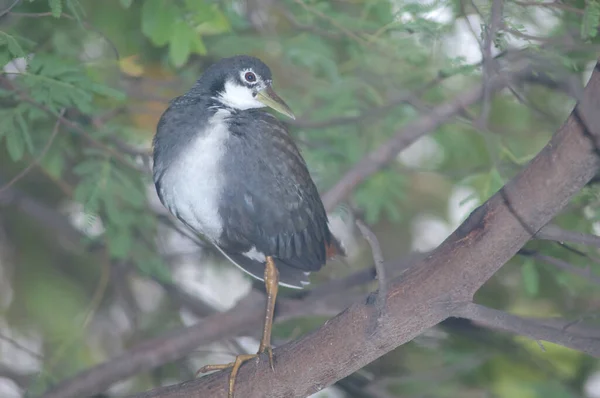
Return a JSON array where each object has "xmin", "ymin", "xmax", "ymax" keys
[
  {"xmin": 582, "ymin": 0, "xmax": 600, "ymax": 40},
  {"xmin": 141, "ymin": 0, "xmax": 229, "ymax": 66}
]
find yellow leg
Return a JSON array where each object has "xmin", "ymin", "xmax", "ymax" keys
[
  {"xmin": 195, "ymin": 256, "xmax": 279, "ymax": 398},
  {"xmin": 258, "ymin": 255, "xmax": 279, "ymax": 370}
]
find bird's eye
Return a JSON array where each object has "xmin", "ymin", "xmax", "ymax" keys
[{"xmin": 244, "ymin": 72, "xmax": 257, "ymax": 83}]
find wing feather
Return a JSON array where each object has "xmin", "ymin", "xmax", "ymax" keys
[{"xmin": 216, "ymin": 111, "xmax": 335, "ymax": 273}]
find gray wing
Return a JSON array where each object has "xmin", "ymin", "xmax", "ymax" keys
[{"xmin": 216, "ymin": 111, "xmax": 333, "ymax": 275}]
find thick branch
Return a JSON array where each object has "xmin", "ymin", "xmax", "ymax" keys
[
  {"xmin": 123, "ymin": 61, "xmax": 600, "ymax": 397},
  {"xmin": 39, "ymin": 280, "xmax": 373, "ymax": 398}
]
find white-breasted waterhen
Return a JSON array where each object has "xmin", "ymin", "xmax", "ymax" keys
[{"xmin": 152, "ymin": 55, "xmax": 344, "ymax": 397}]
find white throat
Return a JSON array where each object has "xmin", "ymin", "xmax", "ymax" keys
[{"xmin": 216, "ymin": 80, "xmax": 265, "ymax": 110}]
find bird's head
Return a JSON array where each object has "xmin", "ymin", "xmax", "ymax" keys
[{"xmin": 193, "ymin": 55, "xmax": 295, "ymax": 120}]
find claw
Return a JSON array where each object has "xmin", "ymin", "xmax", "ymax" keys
[{"xmin": 266, "ymin": 346, "xmax": 274, "ymax": 371}]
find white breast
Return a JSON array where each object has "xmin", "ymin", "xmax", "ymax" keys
[{"xmin": 159, "ymin": 109, "xmax": 230, "ymax": 241}]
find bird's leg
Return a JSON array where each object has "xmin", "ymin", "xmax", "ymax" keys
[
  {"xmin": 195, "ymin": 256, "xmax": 279, "ymax": 398},
  {"xmin": 258, "ymin": 255, "xmax": 279, "ymax": 370}
]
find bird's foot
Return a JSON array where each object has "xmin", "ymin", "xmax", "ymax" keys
[
  {"xmin": 195, "ymin": 347, "xmax": 274, "ymax": 398},
  {"xmin": 196, "ymin": 354, "xmax": 257, "ymax": 398}
]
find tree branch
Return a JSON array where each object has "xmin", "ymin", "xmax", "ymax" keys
[
  {"xmin": 477, "ymin": 0, "xmax": 504, "ymax": 128},
  {"xmin": 451, "ymin": 302, "xmax": 600, "ymax": 356},
  {"xmin": 521, "ymin": 250, "xmax": 600, "ymax": 285},
  {"xmin": 39, "ymin": 270, "xmax": 383, "ymax": 398},
  {"xmin": 321, "ymin": 68, "xmax": 524, "ymax": 211},
  {"xmin": 0, "ymin": 109, "xmax": 64, "ymax": 194},
  {"xmin": 536, "ymin": 224, "xmax": 600, "ymax": 248}
]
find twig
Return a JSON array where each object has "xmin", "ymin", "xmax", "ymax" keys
[
  {"xmin": 0, "ymin": 331, "xmax": 43, "ymax": 361},
  {"xmin": 477, "ymin": 0, "xmax": 504, "ymax": 129},
  {"xmin": 0, "ymin": 0, "xmax": 20, "ymax": 18},
  {"xmin": 512, "ymin": 0, "xmax": 585, "ymax": 15},
  {"xmin": 278, "ymin": 7, "xmax": 343, "ymax": 40},
  {"xmin": 355, "ymin": 219, "xmax": 387, "ymax": 317},
  {"xmin": 536, "ymin": 224, "xmax": 600, "ymax": 248},
  {"xmin": 561, "ymin": 314, "xmax": 600, "ymax": 333},
  {"xmin": 452, "ymin": 302, "xmax": 600, "ymax": 356},
  {"xmin": 520, "ymin": 250, "xmax": 600, "ymax": 285},
  {"xmin": 0, "ymin": 109, "xmax": 64, "ymax": 194},
  {"xmin": 292, "ymin": 0, "xmax": 366, "ymax": 44}
]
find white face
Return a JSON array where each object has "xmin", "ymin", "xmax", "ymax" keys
[{"xmin": 216, "ymin": 68, "xmax": 270, "ymax": 110}]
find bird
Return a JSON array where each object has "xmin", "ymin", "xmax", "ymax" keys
[{"xmin": 152, "ymin": 55, "xmax": 344, "ymax": 397}]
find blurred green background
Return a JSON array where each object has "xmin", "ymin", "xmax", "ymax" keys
[{"xmin": 1, "ymin": 0, "xmax": 600, "ymax": 397}]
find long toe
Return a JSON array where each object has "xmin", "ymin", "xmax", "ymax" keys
[
  {"xmin": 257, "ymin": 345, "xmax": 274, "ymax": 371},
  {"xmin": 194, "ymin": 354, "xmax": 258, "ymax": 398}
]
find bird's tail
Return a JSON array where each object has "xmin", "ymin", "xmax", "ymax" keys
[{"xmin": 326, "ymin": 234, "xmax": 346, "ymax": 259}]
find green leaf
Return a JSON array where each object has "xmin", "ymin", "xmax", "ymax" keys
[
  {"xmin": 440, "ymin": 56, "xmax": 477, "ymax": 77},
  {"xmin": 286, "ymin": 34, "xmax": 339, "ymax": 81},
  {"xmin": 191, "ymin": 34, "xmax": 207, "ymax": 55},
  {"xmin": 581, "ymin": 1, "xmax": 600, "ymax": 40},
  {"xmin": 168, "ymin": 20, "xmax": 205, "ymax": 67},
  {"xmin": 64, "ymin": 0, "xmax": 85, "ymax": 20},
  {"xmin": 5, "ymin": 129, "xmax": 25, "ymax": 161},
  {"xmin": 48, "ymin": 0, "xmax": 62, "ymax": 18},
  {"xmin": 0, "ymin": 111, "xmax": 13, "ymax": 139},
  {"xmin": 73, "ymin": 179, "xmax": 101, "ymax": 214},
  {"xmin": 353, "ymin": 170, "xmax": 407, "ymax": 224},
  {"xmin": 521, "ymin": 259, "xmax": 539, "ymax": 297},
  {"xmin": 111, "ymin": 169, "xmax": 146, "ymax": 208},
  {"xmin": 169, "ymin": 24, "xmax": 191, "ymax": 66},
  {"xmin": 119, "ymin": 0, "xmax": 133, "ymax": 8},
  {"xmin": 136, "ymin": 254, "xmax": 172, "ymax": 283},
  {"xmin": 89, "ymin": 83, "xmax": 126, "ymax": 101},
  {"xmin": 40, "ymin": 148, "xmax": 65, "ymax": 178},
  {"xmin": 15, "ymin": 111, "xmax": 34, "ymax": 154},
  {"xmin": 73, "ymin": 159, "xmax": 111, "ymax": 214},
  {"xmin": 2, "ymin": 33, "xmax": 26, "ymax": 58},
  {"xmin": 73, "ymin": 159, "xmax": 102, "ymax": 176},
  {"xmin": 107, "ymin": 226, "xmax": 133, "ymax": 259},
  {"xmin": 19, "ymin": 55, "xmax": 99, "ymax": 113},
  {"xmin": 187, "ymin": 2, "xmax": 231, "ymax": 35},
  {"xmin": 0, "ymin": 51, "xmax": 10, "ymax": 68},
  {"xmin": 141, "ymin": 0, "xmax": 178, "ymax": 46}
]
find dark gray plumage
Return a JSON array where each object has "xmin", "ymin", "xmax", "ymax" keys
[{"xmin": 153, "ymin": 55, "xmax": 342, "ymax": 288}]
